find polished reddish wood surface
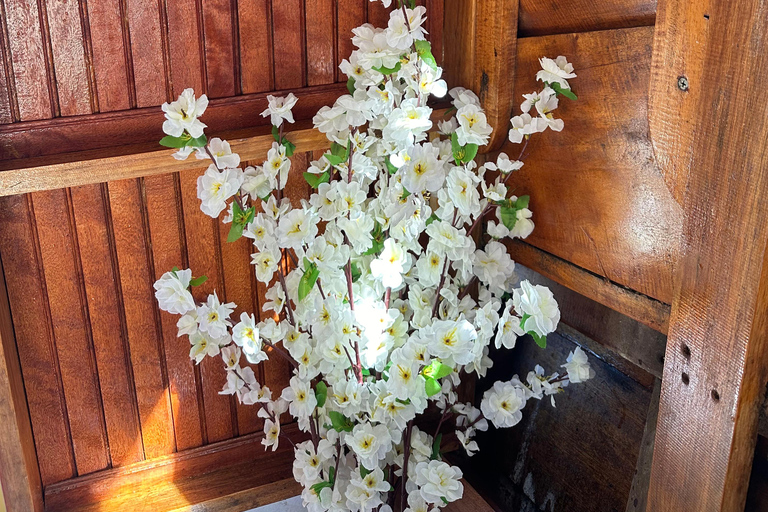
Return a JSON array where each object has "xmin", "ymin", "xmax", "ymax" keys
[
  {"xmin": 518, "ymin": 0, "xmax": 656, "ymax": 37},
  {"xmin": 506, "ymin": 26, "xmax": 682, "ymax": 305}
]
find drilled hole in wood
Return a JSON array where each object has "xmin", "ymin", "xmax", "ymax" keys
[
  {"xmin": 682, "ymin": 372, "xmax": 690, "ymax": 385},
  {"xmin": 711, "ymin": 389, "xmax": 720, "ymax": 401},
  {"xmin": 681, "ymin": 344, "xmax": 691, "ymax": 358}
]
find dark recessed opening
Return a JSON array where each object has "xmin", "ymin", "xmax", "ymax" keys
[
  {"xmin": 711, "ymin": 389, "xmax": 720, "ymax": 401},
  {"xmin": 682, "ymin": 344, "xmax": 691, "ymax": 358},
  {"xmin": 682, "ymin": 372, "xmax": 690, "ymax": 385}
]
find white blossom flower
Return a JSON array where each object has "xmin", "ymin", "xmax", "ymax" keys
[
  {"xmin": 480, "ymin": 380, "xmax": 526, "ymax": 428},
  {"xmin": 414, "ymin": 460, "xmax": 464, "ymax": 504},
  {"xmin": 232, "ymin": 312, "xmax": 268, "ymax": 364},
  {"xmin": 346, "ymin": 423, "xmax": 392, "ymax": 470},
  {"xmin": 455, "ymin": 104, "xmax": 493, "ymax": 146},
  {"xmin": 401, "ymin": 142, "xmax": 445, "ymax": 193},
  {"xmin": 199, "ymin": 137, "xmax": 240, "ymax": 169},
  {"xmin": 162, "ymin": 88, "xmax": 208, "ymax": 137},
  {"xmin": 261, "ymin": 93, "xmax": 298, "ymax": 127},
  {"xmin": 562, "ymin": 347, "xmax": 595, "ymax": 383},
  {"xmin": 430, "ymin": 319, "xmax": 477, "ymax": 365},
  {"xmin": 154, "ymin": 269, "xmax": 196, "ymax": 315},
  {"xmin": 512, "ymin": 280, "xmax": 560, "ymax": 337},
  {"xmin": 370, "ymin": 238, "xmax": 410, "ymax": 289},
  {"xmin": 536, "ymin": 56, "xmax": 576, "ymax": 89},
  {"xmin": 197, "ymin": 164, "xmax": 243, "ymax": 218},
  {"xmin": 508, "ymin": 113, "xmax": 548, "ymax": 144},
  {"xmin": 196, "ymin": 292, "xmax": 235, "ymax": 338}
]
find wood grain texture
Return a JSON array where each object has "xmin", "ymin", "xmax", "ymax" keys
[
  {"xmin": 441, "ymin": 0, "xmax": 475, "ymax": 92},
  {"xmin": 0, "ymin": 254, "xmax": 43, "ymax": 511},
  {"xmin": 0, "ymin": 83, "xmax": 347, "ymax": 161},
  {"xmin": 202, "ymin": 0, "xmax": 237, "ymax": 98},
  {"xmin": 306, "ymin": 0, "xmax": 336, "ymax": 86},
  {"xmin": 627, "ymin": 379, "xmax": 661, "ymax": 512},
  {"xmin": 506, "ymin": 27, "xmax": 682, "ymax": 304},
  {"xmin": 0, "ymin": 7, "xmax": 15, "ymax": 124},
  {"xmin": 648, "ymin": 0, "xmax": 768, "ymax": 510},
  {"xmin": 179, "ymin": 168, "xmax": 236, "ymax": 443},
  {"xmin": 125, "ymin": 0, "xmax": 167, "ymax": 107},
  {"xmin": 336, "ymin": 0, "xmax": 365, "ymax": 82},
  {"xmin": 86, "ymin": 0, "xmax": 131, "ymax": 112},
  {"xmin": 272, "ymin": 0, "xmax": 306, "ymax": 90},
  {"xmin": 44, "ymin": 424, "xmax": 307, "ymax": 512},
  {"xmin": 510, "ymin": 240, "xmax": 671, "ymax": 335},
  {"xmin": 108, "ymin": 179, "xmax": 176, "ymax": 459},
  {"xmin": 144, "ymin": 173, "xmax": 205, "ymax": 451},
  {"xmin": 31, "ymin": 188, "xmax": 111, "ymax": 475},
  {"xmin": 0, "ymin": 194, "xmax": 75, "ymax": 485},
  {"xmin": 70, "ymin": 183, "xmax": 145, "ymax": 467},
  {"xmin": 518, "ymin": 0, "xmax": 656, "ymax": 38},
  {"xmin": 166, "ymin": 0, "xmax": 205, "ymax": 97},
  {"xmin": 238, "ymin": 0, "xmax": 272, "ymax": 94}
]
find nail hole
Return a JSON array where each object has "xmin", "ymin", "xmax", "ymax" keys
[
  {"xmin": 681, "ymin": 344, "xmax": 691, "ymax": 358},
  {"xmin": 704, "ymin": 14, "xmax": 710, "ymax": 19},
  {"xmin": 682, "ymin": 372, "xmax": 690, "ymax": 385},
  {"xmin": 711, "ymin": 389, "xmax": 720, "ymax": 401}
]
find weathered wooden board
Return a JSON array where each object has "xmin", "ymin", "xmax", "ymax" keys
[
  {"xmin": 518, "ymin": 0, "xmax": 656, "ymax": 37},
  {"xmin": 507, "ymin": 27, "xmax": 682, "ymax": 305},
  {"xmin": 456, "ymin": 329, "xmax": 652, "ymax": 512}
]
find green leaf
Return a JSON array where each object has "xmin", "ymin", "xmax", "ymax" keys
[
  {"xmin": 347, "ymin": 77, "xmax": 357, "ymax": 95},
  {"xmin": 331, "ymin": 141, "xmax": 350, "ymax": 160},
  {"xmin": 450, "ymin": 132, "xmax": 479, "ymax": 164},
  {"xmin": 463, "ymin": 143, "xmax": 479, "ymax": 163},
  {"xmin": 310, "ymin": 480, "xmax": 333, "ymax": 495},
  {"xmin": 550, "ymin": 81, "xmax": 578, "ymax": 100},
  {"xmin": 499, "ymin": 206, "xmax": 519, "ymax": 231},
  {"xmin": 530, "ymin": 331, "xmax": 547, "ymax": 349},
  {"xmin": 520, "ymin": 313, "xmax": 531, "ymax": 331},
  {"xmin": 227, "ymin": 222, "xmax": 245, "ymax": 243},
  {"xmin": 272, "ymin": 125, "xmax": 280, "ymax": 142},
  {"xmin": 315, "ymin": 381, "xmax": 328, "ymax": 408},
  {"xmin": 159, "ymin": 135, "xmax": 190, "ymax": 148},
  {"xmin": 325, "ymin": 153, "xmax": 345, "ymax": 167},
  {"xmin": 408, "ymin": 0, "xmax": 416, "ymax": 8},
  {"xmin": 360, "ymin": 465, "xmax": 372, "ymax": 478},
  {"xmin": 431, "ymin": 433, "xmax": 443, "ymax": 460},
  {"xmin": 227, "ymin": 203, "xmax": 255, "ymax": 243},
  {"xmin": 350, "ymin": 262, "xmax": 362, "ymax": 283},
  {"xmin": 298, "ymin": 261, "xmax": 320, "ymax": 302},
  {"xmin": 328, "ymin": 411, "xmax": 354, "ymax": 432},
  {"xmin": 171, "ymin": 266, "xmax": 180, "ymax": 273},
  {"xmin": 425, "ymin": 213, "xmax": 439, "ymax": 226},
  {"xmin": 422, "ymin": 360, "xmax": 453, "ymax": 380},
  {"xmin": 414, "ymin": 40, "xmax": 437, "ymax": 71},
  {"xmin": 373, "ymin": 62, "xmax": 402, "ymax": 75},
  {"xmin": 363, "ymin": 238, "xmax": 384, "ymax": 256},
  {"xmin": 282, "ymin": 138, "xmax": 296, "ymax": 157},
  {"xmin": 385, "ymin": 156, "xmax": 399, "ymax": 175},
  {"xmin": 190, "ymin": 275, "xmax": 208, "ymax": 287},
  {"xmin": 188, "ymin": 134, "xmax": 207, "ymax": 148},
  {"xmin": 425, "ymin": 377, "xmax": 441, "ymax": 397},
  {"xmin": 451, "ymin": 132, "xmax": 462, "ymax": 163},
  {"xmin": 401, "ymin": 187, "xmax": 411, "ymax": 200},
  {"xmin": 441, "ymin": 497, "xmax": 449, "ymax": 506},
  {"xmin": 515, "ymin": 195, "xmax": 530, "ymax": 210},
  {"xmin": 304, "ymin": 171, "xmax": 330, "ymax": 188}
]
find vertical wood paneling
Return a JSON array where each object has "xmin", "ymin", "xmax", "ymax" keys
[
  {"xmin": 238, "ymin": 0, "xmax": 272, "ymax": 93},
  {"xmin": 179, "ymin": 168, "xmax": 236, "ymax": 443},
  {"xmin": 86, "ymin": 0, "xmax": 131, "ymax": 112},
  {"xmin": 44, "ymin": 0, "xmax": 91, "ymax": 116},
  {"xmin": 306, "ymin": 0, "xmax": 336, "ymax": 86},
  {"xmin": 426, "ymin": 0, "xmax": 444, "ymax": 64},
  {"xmin": 272, "ymin": 0, "xmax": 306, "ymax": 90},
  {"xmin": 336, "ymin": 0, "xmax": 364, "ymax": 82},
  {"xmin": 0, "ymin": 6, "xmax": 14, "ymax": 124},
  {"xmin": 126, "ymin": 0, "xmax": 166, "ymax": 106},
  {"xmin": 108, "ymin": 179, "xmax": 176, "ymax": 458},
  {"xmin": 144, "ymin": 173, "xmax": 205, "ymax": 451},
  {"xmin": 0, "ymin": 195, "xmax": 74, "ymax": 485},
  {"xmin": 31, "ymin": 189, "xmax": 110, "ymax": 476},
  {"xmin": 202, "ymin": 0, "xmax": 236, "ymax": 97},
  {"xmin": 367, "ymin": 0, "xmax": 389, "ymax": 28},
  {"xmin": 2, "ymin": 0, "xmax": 52, "ymax": 120},
  {"xmin": 69, "ymin": 184, "xmax": 144, "ymax": 467},
  {"xmin": 166, "ymin": 0, "xmax": 205, "ymax": 96}
]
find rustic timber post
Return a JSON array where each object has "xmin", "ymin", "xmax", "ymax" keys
[
  {"xmin": 647, "ymin": 0, "xmax": 768, "ymax": 510},
  {"xmin": 0, "ymin": 256, "xmax": 44, "ymax": 511},
  {"xmin": 443, "ymin": 0, "xmax": 518, "ymax": 152}
]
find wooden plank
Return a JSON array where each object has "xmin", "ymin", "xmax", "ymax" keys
[
  {"xmin": 272, "ymin": 0, "xmax": 305, "ymax": 90},
  {"xmin": 745, "ymin": 436, "xmax": 768, "ymax": 512},
  {"xmin": 336, "ymin": 0, "xmax": 364, "ymax": 81},
  {"xmin": 202, "ymin": 0, "xmax": 236, "ymax": 98},
  {"xmin": 2, "ymin": 0, "xmax": 51, "ymax": 120},
  {"xmin": 144, "ymin": 173, "xmax": 205, "ymax": 451},
  {"xmin": 86, "ymin": 0, "xmax": 131, "ymax": 112},
  {"xmin": 510, "ymin": 240, "xmax": 671, "ymax": 335},
  {"xmin": 0, "ymin": 194, "xmax": 75, "ymax": 485},
  {"xmin": 306, "ymin": 0, "xmax": 336, "ymax": 86},
  {"xmin": 442, "ymin": 0, "xmax": 475, "ymax": 93},
  {"xmin": 518, "ymin": 0, "xmax": 656, "ymax": 38},
  {"xmin": 0, "ymin": 83, "xmax": 346, "ymax": 161},
  {"xmin": 69, "ymin": 183, "xmax": 145, "ymax": 467},
  {"xmin": 647, "ymin": 0, "xmax": 768, "ymax": 510},
  {"xmin": 367, "ymin": 0, "xmax": 390, "ymax": 27},
  {"xmin": 44, "ymin": 424, "xmax": 307, "ymax": 512},
  {"xmin": 32, "ymin": 189, "xmax": 111, "ymax": 475},
  {"xmin": 126, "ymin": 0, "xmax": 166, "ymax": 107},
  {"xmin": 0, "ymin": 107, "xmax": 448, "ymax": 196},
  {"xmin": 426, "ymin": 0, "xmax": 444, "ymax": 65},
  {"xmin": 627, "ymin": 378, "xmax": 661, "ymax": 512},
  {"xmin": 238, "ymin": 0, "xmax": 272, "ymax": 94},
  {"xmin": 108, "ymin": 179, "xmax": 176, "ymax": 459},
  {"xmin": 178, "ymin": 168, "xmax": 235, "ymax": 443},
  {"xmin": 0, "ymin": 3, "xmax": 15, "ymax": 124},
  {"xmin": 171, "ymin": 478, "xmax": 301, "ymax": 512},
  {"xmin": 165, "ymin": 0, "xmax": 204, "ymax": 97},
  {"xmin": 508, "ymin": 27, "xmax": 682, "ymax": 304},
  {"xmin": 0, "ymin": 245, "xmax": 43, "ymax": 511},
  {"xmin": 459, "ymin": 328, "xmax": 652, "ymax": 511},
  {"xmin": 44, "ymin": 0, "xmax": 92, "ymax": 115}
]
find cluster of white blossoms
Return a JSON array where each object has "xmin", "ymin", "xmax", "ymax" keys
[{"xmin": 154, "ymin": 1, "xmax": 593, "ymax": 510}]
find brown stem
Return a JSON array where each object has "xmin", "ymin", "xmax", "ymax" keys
[
  {"xmin": 331, "ymin": 439, "xmax": 343, "ymax": 491},
  {"xmin": 262, "ymin": 338, "xmax": 299, "ymax": 369},
  {"xmin": 430, "ymin": 255, "xmax": 450, "ymax": 318},
  {"xmin": 384, "ymin": 287, "xmax": 392, "ymax": 310},
  {"xmin": 277, "ymin": 265, "xmax": 296, "ymax": 326},
  {"xmin": 400, "ymin": 421, "xmax": 414, "ymax": 512}
]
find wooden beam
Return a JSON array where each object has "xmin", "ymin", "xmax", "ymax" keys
[
  {"xmin": 508, "ymin": 240, "xmax": 671, "ymax": 335},
  {"xmin": 443, "ymin": 0, "xmax": 517, "ymax": 152},
  {"xmin": 647, "ymin": 0, "xmax": 768, "ymax": 510},
  {"xmin": 626, "ymin": 379, "xmax": 661, "ymax": 512},
  {"xmin": 0, "ymin": 255, "xmax": 43, "ymax": 511},
  {"xmin": 518, "ymin": 0, "xmax": 656, "ymax": 37}
]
